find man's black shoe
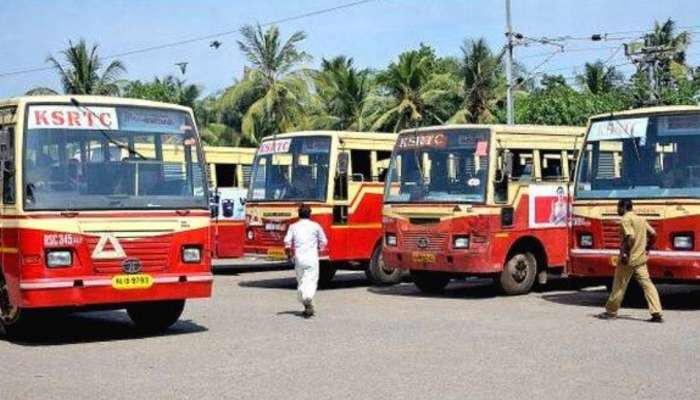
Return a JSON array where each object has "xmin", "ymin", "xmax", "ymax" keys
[
  {"xmin": 595, "ymin": 312, "xmax": 617, "ymax": 320},
  {"xmin": 649, "ymin": 313, "xmax": 664, "ymax": 323}
]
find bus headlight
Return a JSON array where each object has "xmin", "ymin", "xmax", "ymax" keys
[
  {"xmin": 385, "ymin": 233, "xmax": 397, "ymax": 247},
  {"xmin": 579, "ymin": 234, "xmax": 593, "ymax": 248},
  {"xmin": 453, "ymin": 235, "xmax": 470, "ymax": 249},
  {"xmin": 182, "ymin": 246, "xmax": 202, "ymax": 263},
  {"xmin": 246, "ymin": 229, "xmax": 255, "ymax": 241},
  {"xmin": 673, "ymin": 234, "xmax": 694, "ymax": 250},
  {"xmin": 46, "ymin": 250, "xmax": 72, "ymax": 268}
]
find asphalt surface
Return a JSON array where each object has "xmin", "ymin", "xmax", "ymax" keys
[{"xmin": 2, "ymin": 266, "xmax": 700, "ymax": 400}]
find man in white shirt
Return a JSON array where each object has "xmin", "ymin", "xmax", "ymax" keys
[{"xmin": 284, "ymin": 204, "xmax": 328, "ymax": 318}]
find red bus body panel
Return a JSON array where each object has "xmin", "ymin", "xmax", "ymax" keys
[
  {"xmin": 211, "ymin": 221, "xmax": 245, "ymax": 258},
  {"xmin": 570, "ymin": 203, "xmax": 700, "ymax": 281},
  {"xmin": 244, "ymin": 184, "xmax": 385, "ymax": 264},
  {"xmin": 383, "ymin": 194, "xmax": 569, "ymax": 274},
  {"xmin": 1, "ymin": 211, "xmax": 213, "ymax": 309}
]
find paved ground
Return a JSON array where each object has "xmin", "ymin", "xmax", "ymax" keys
[{"xmin": 2, "ymin": 266, "xmax": 700, "ymax": 400}]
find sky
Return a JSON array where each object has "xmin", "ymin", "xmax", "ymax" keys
[{"xmin": 2, "ymin": 0, "xmax": 700, "ymax": 98}]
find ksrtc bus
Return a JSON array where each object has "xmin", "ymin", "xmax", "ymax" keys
[
  {"xmin": 570, "ymin": 106, "xmax": 700, "ymax": 284},
  {"xmin": 382, "ymin": 124, "xmax": 584, "ymax": 293},
  {"xmin": 0, "ymin": 96, "xmax": 212, "ymax": 336},
  {"xmin": 244, "ymin": 131, "xmax": 398, "ymax": 285},
  {"xmin": 204, "ymin": 146, "xmax": 255, "ymax": 258}
]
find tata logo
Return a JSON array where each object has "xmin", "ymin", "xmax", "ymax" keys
[
  {"xmin": 416, "ymin": 237, "xmax": 430, "ymax": 249},
  {"xmin": 91, "ymin": 233, "xmax": 126, "ymax": 260},
  {"xmin": 122, "ymin": 259, "xmax": 142, "ymax": 274}
]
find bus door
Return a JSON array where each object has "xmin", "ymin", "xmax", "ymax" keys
[{"xmin": 331, "ymin": 150, "xmax": 350, "ymax": 259}]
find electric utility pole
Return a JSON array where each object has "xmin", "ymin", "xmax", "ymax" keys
[
  {"xmin": 505, "ymin": 0, "xmax": 515, "ymax": 125},
  {"xmin": 625, "ymin": 41, "xmax": 677, "ymax": 106}
]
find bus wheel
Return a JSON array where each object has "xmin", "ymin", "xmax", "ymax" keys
[
  {"xmin": 411, "ymin": 270, "xmax": 450, "ymax": 294},
  {"xmin": 366, "ymin": 245, "xmax": 402, "ymax": 286},
  {"xmin": 127, "ymin": 300, "xmax": 185, "ymax": 333},
  {"xmin": 499, "ymin": 253, "xmax": 537, "ymax": 295},
  {"xmin": 0, "ymin": 276, "xmax": 30, "ymax": 339},
  {"xmin": 318, "ymin": 262, "xmax": 337, "ymax": 288}
]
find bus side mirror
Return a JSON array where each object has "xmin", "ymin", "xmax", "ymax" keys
[{"xmin": 337, "ymin": 152, "xmax": 349, "ymax": 176}]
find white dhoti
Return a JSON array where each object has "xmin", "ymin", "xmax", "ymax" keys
[{"xmin": 294, "ymin": 257, "xmax": 319, "ymax": 305}]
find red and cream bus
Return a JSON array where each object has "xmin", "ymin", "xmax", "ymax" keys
[
  {"xmin": 244, "ymin": 131, "xmax": 398, "ymax": 285},
  {"xmin": 204, "ymin": 146, "xmax": 255, "ymax": 258},
  {"xmin": 382, "ymin": 124, "xmax": 584, "ymax": 293},
  {"xmin": 570, "ymin": 106, "xmax": 700, "ymax": 283},
  {"xmin": 0, "ymin": 95, "xmax": 212, "ymax": 337}
]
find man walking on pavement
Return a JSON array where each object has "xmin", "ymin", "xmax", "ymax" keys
[
  {"xmin": 597, "ymin": 199, "xmax": 664, "ymax": 323},
  {"xmin": 284, "ymin": 204, "xmax": 328, "ymax": 318}
]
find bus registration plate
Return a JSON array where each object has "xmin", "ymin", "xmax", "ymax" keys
[
  {"xmin": 267, "ymin": 248, "xmax": 287, "ymax": 260},
  {"xmin": 412, "ymin": 252, "xmax": 436, "ymax": 263},
  {"xmin": 112, "ymin": 274, "xmax": 154, "ymax": 290}
]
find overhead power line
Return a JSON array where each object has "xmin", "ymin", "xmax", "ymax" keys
[{"xmin": 0, "ymin": 0, "xmax": 378, "ymax": 79}]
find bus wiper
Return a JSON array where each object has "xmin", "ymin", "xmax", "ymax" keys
[
  {"xmin": 70, "ymin": 98, "xmax": 147, "ymax": 160},
  {"xmin": 410, "ymin": 128, "xmax": 426, "ymax": 188}
]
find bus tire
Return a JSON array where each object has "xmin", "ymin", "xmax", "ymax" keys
[
  {"xmin": 0, "ymin": 275, "xmax": 32, "ymax": 339},
  {"xmin": 318, "ymin": 262, "xmax": 337, "ymax": 288},
  {"xmin": 411, "ymin": 270, "xmax": 450, "ymax": 294},
  {"xmin": 366, "ymin": 245, "xmax": 402, "ymax": 286},
  {"xmin": 499, "ymin": 252, "xmax": 537, "ymax": 295},
  {"xmin": 127, "ymin": 300, "xmax": 185, "ymax": 333}
]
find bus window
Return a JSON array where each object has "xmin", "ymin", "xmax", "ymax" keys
[
  {"xmin": 215, "ymin": 163, "xmax": 237, "ymax": 187},
  {"xmin": 1, "ymin": 125, "xmax": 14, "ymax": 204},
  {"xmin": 376, "ymin": 150, "xmax": 392, "ymax": 182},
  {"xmin": 334, "ymin": 152, "xmax": 349, "ymax": 200},
  {"xmin": 541, "ymin": 151, "xmax": 564, "ymax": 181},
  {"xmin": 351, "ymin": 150, "xmax": 371, "ymax": 182},
  {"xmin": 511, "ymin": 150, "xmax": 533, "ymax": 181},
  {"xmin": 242, "ymin": 165, "xmax": 252, "ymax": 187}
]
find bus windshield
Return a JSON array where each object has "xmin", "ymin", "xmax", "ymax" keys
[
  {"xmin": 384, "ymin": 129, "xmax": 490, "ymax": 203},
  {"xmin": 23, "ymin": 105, "xmax": 207, "ymax": 211},
  {"xmin": 576, "ymin": 112, "xmax": 700, "ymax": 199},
  {"xmin": 248, "ymin": 136, "xmax": 331, "ymax": 202}
]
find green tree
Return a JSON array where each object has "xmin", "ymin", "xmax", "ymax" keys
[
  {"xmin": 312, "ymin": 56, "xmax": 372, "ymax": 130},
  {"xmin": 516, "ymin": 75, "xmax": 632, "ymax": 126},
  {"xmin": 224, "ymin": 24, "xmax": 312, "ymax": 144},
  {"xmin": 451, "ymin": 38, "xmax": 503, "ymax": 123},
  {"xmin": 371, "ymin": 48, "xmax": 459, "ymax": 132},
  {"xmin": 36, "ymin": 39, "xmax": 126, "ymax": 95},
  {"xmin": 123, "ymin": 76, "xmax": 202, "ymax": 108},
  {"xmin": 576, "ymin": 61, "xmax": 623, "ymax": 95}
]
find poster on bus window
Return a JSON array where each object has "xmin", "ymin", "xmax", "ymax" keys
[
  {"xmin": 528, "ymin": 184, "xmax": 569, "ymax": 229},
  {"xmin": 214, "ymin": 187, "xmax": 247, "ymax": 220}
]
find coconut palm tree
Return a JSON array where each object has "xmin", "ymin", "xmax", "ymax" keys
[
  {"xmin": 371, "ymin": 50, "xmax": 457, "ymax": 132},
  {"xmin": 576, "ymin": 61, "xmax": 623, "ymax": 95},
  {"xmin": 645, "ymin": 19, "xmax": 691, "ymax": 65},
  {"xmin": 313, "ymin": 56, "xmax": 371, "ymax": 130},
  {"xmin": 450, "ymin": 38, "xmax": 503, "ymax": 123},
  {"xmin": 123, "ymin": 76, "xmax": 201, "ymax": 107},
  {"xmin": 225, "ymin": 24, "xmax": 312, "ymax": 143},
  {"xmin": 43, "ymin": 39, "xmax": 126, "ymax": 95}
]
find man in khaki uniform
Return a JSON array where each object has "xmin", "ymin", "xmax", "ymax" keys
[{"xmin": 598, "ymin": 199, "xmax": 664, "ymax": 323}]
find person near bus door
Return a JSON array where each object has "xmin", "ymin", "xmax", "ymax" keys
[
  {"xmin": 597, "ymin": 199, "xmax": 664, "ymax": 323},
  {"xmin": 284, "ymin": 204, "xmax": 328, "ymax": 318}
]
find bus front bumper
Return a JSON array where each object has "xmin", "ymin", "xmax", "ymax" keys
[
  {"xmin": 18, "ymin": 273, "xmax": 213, "ymax": 309},
  {"xmin": 383, "ymin": 247, "xmax": 500, "ymax": 274},
  {"xmin": 569, "ymin": 249, "xmax": 700, "ymax": 280}
]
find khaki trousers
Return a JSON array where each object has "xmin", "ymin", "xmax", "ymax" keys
[{"xmin": 605, "ymin": 263, "xmax": 663, "ymax": 315}]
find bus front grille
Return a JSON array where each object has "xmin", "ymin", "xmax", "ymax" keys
[
  {"xmin": 601, "ymin": 220, "xmax": 660, "ymax": 249},
  {"xmin": 402, "ymin": 232, "xmax": 448, "ymax": 251},
  {"xmin": 86, "ymin": 234, "xmax": 172, "ymax": 273}
]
